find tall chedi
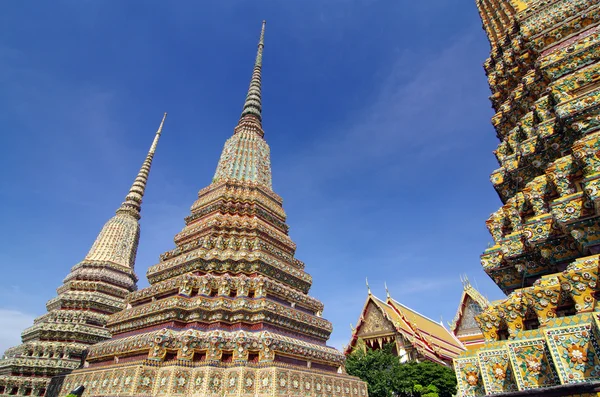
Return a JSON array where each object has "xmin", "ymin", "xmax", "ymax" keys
[
  {"xmin": 58, "ymin": 22, "xmax": 367, "ymax": 397},
  {"xmin": 454, "ymin": 1, "xmax": 600, "ymax": 396},
  {"xmin": 0, "ymin": 114, "xmax": 167, "ymax": 397}
]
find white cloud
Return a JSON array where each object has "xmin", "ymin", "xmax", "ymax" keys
[
  {"xmin": 278, "ymin": 31, "xmax": 490, "ymax": 194},
  {"xmin": 0, "ymin": 309, "xmax": 36, "ymax": 356}
]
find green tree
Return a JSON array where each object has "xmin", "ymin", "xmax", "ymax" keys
[{"xmin": 345, "ymin": 341, "xmax": 457, "ymax": 397}]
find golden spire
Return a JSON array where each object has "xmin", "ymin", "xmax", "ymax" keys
[
  {"xmin": 212, "ymin": 21, "xmax": 271, "ymax": 188},
  {"xmin": 117, "ymin": 112, "xmax": 167, "ymax": 220},
  {"xmin": 240, "ymin": 20, "xmax": 266, "ymax": 123}
]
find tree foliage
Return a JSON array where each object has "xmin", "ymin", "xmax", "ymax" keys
[{"xmin": 345, "ymin": 342, "xmax": 457, "ymax": 397}]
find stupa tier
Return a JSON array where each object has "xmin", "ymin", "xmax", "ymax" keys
[
  {"xmin": 454, "ymin": 0, "xmax": 600, "ymax": 396},
  {"xmin": 0, "ymin": 114, "xmax": 167, "ymax": 396},
  {"xmin": 58, "ymin": 21, "xmax": 367, "ymax": 397}
]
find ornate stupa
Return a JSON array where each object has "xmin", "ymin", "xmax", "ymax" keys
[
  {"xmin": 454, "ymin": 0, "xmax": 600, "ymax": 396},
  {"xmin": 57, "ymin": 22, "xmax": 367, "ymax": 397},
  {"xmin": 0, "ymin": 114, "xmax": 167, "ymax": 396}
]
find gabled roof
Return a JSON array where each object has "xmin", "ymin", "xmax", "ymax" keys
[
  {"xmin": 449, "ymin": 276, "xmax": 490, "ymax": 334},
  {"xmin": 386, "ymin": 298, "xmax": 465, "ymax": 359},
  {"xmin": 346, "ymin": 291, "xmax": 465, "ymax": 366}
]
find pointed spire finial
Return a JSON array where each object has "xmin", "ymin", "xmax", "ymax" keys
[
  {"xmin": 385, "ymin": 282, "xmax": 390, "ymax": 299},
  {"xmin": 150, "ymin": 112, "xmax": 167, "ymax": 154},
  {"xmin": 366, "ymin": 277, "xmax": 371, "ymax": 295},
  {"xmin": 117, "ymin": 113, "xmax": 167, "ymax": 220},
  {"xmin": 240, "ymin": 20, "xmax": 266, "ymax": 124}
]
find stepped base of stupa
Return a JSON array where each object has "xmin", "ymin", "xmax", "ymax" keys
[
  {"xmin": 57, "ymin": 362, "xmax": 367, "ymax": 397},
  {"xmin": 0, "ymin": 376, "xmax": 52, "ymax": 397}
]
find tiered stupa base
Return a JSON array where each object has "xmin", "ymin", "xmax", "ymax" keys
[
  {"xmin": 58, "ymin": 363, "xmax": 366, "ymax": 397},
  {"xmin": 58, "ymin": 327, "xmax": 365, "ymax": 396},
  {"xmin": 0, "ymin": 376, "xmax": 53, "ymax": 397},
  {"xmin": 455, "ymin": 312, "xmax": 600, "ymax": 396}
]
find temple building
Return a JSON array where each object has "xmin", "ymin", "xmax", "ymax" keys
[
  {"xmin": 0, "ymin": 114, "xmax": 167, "ymax": 396},
  {"xmin": 448, "ymin": 276, "xmax": 489, "ymax": 352},
  {"xmin": 454, "ymin": 0, "xmax": 600, "ymax": 396},
  {"xmin": 346, "ymin": 284, "xmax": 465, "ymax": 366},
  {"xmin": 56, "ymin": 22, "xmax": 366, "ymax": 397}
]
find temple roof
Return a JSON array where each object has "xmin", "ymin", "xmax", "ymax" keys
[
  {"xmin": 346, "ymin": 290, "xmax": 465, "ymax": 366},
  {"xmin": 449, "ymin": 276, "xmax": 490, "ymax": 333},
  {"xmin": 387, "ymin": 298, "xmax": 465, "ymax": 358}
]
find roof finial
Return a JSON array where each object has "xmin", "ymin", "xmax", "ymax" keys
[
  {"xmin": 366, "ymin": 277, "xmax": 371, "ymax": 295},
  {"xmin": 385, "ymin": 282, "xmax": 390, "ymax": 299},
  {"xmin": 240, "ymin": 20, "xmax": 266, "ymax": 123},
  {"xmin": 117, "ymin": 113, "xmax": 167, "ymax": 220},
  {"xmin": 462, "ymin": 274, "xmax": 471, "ymax": 289}
]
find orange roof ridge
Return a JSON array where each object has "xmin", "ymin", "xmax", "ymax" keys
[
  {"xmin": 386, "ymin": 298, "xmax": 442, "ymax": 353},
  {"xmin": 387, "ymin": 296, "xmax": 465, "ymax": 354},
  {"xmin": 389, "ymin": 298, "xmax": 450, "ymax": 326}
]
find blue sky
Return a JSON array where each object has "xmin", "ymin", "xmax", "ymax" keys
[{"xmin": 0, "ymin": 1, "xmax": 503, "ymax": 352}]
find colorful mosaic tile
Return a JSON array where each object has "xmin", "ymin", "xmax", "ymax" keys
[
  {"xmin": 135, "ymin": 368, "xmax": 156, "ymax": 395},
  {"xmin": 546, "ymin": 323, "xmax": 600, "ymax": 384},
  {"xmin": 507, "ymin": 338, "xmax": 560, "ymax": 389},
  {"xmin": 171, "ymin": 369, "xmax": 190, "ymax": 395},
  {"xmin": 454, "ymin": 358, "xmax": 486, "ymax": 397},
  {"xmin": 478, "ymin": 348, "xmax": 519, "ymax": 394},
  {"xmin": 54, "ymin": 21, "xmax": 365, "ymax": 397},
  {"xmin": 457, "ymin": 1, "xmax": 600, "ymax": 395}
]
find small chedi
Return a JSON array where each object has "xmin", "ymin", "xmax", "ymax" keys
[
  {"xmin": 346, "ymin": 282, "xmax": 465, "ymax": 366},
  {"xmin": 0, "ymin": 114, "xmax": 167, "ymax": 397},
  {"xmin": 455, "ymin": 0, "xmax": 600, "ymax": 396},
  {"xmin": 448, "ymin": 276, "xmax": 489, "ymax": 352},
  {"xmin": 57, "ymin": 21, "xmax": 367, "ymax": 397}
]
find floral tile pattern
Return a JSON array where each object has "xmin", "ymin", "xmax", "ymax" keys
[
  {"xmin": 546, "ymin": 323, "xmax": 600, "ymax": 384},
  {"xmin": 456, "ymin": 0, "xmax": 600, "ymax": 395},
  {"xmin": 477, "ymin": 349, "xmax": 519, "ymax": 394},
  {"xmin": 507, "ymin": 338, "xmax": 560, "ymax": 389}
]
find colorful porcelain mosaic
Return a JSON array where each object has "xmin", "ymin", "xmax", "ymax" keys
[
  {"xmin": 57, "ymin": 364, "xmax": 366, "ymax": 397},
  {"xmin": 0, "ymin": 115, "xmax": 167, "ymax": 396},
  {"xmin": 477, "ymin": 349, "xmax": 519, "ymax": 394},
  {"xmin": 506, "ymin": 338, "xmax": 560, "ymax": 389},
  {"xmin": 59, "ymin": 22, "xmax": 365, "ymax": 397},
  {"xmin": 457, "ymin": 0, "xmax": 600, "ymax": 395}
]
